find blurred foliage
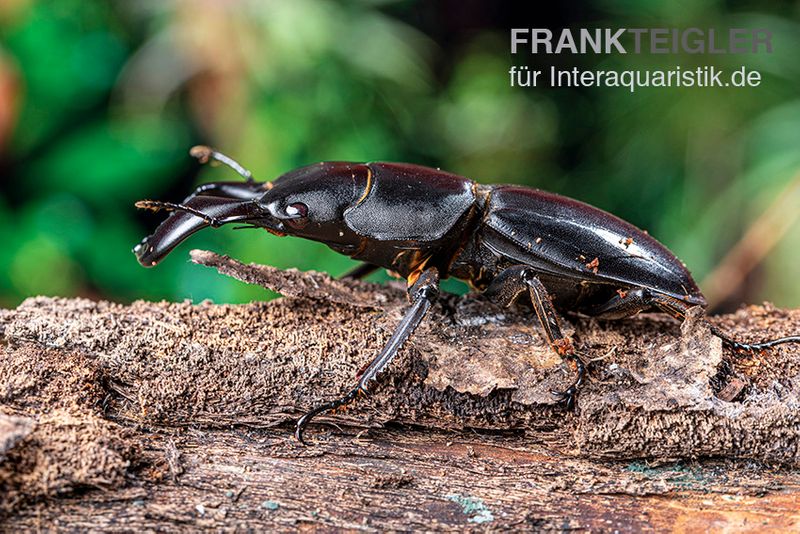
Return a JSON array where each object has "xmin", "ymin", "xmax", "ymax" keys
[{"xmin": 0, "ymin": 0, "xmax": 798, "ymax": 310}]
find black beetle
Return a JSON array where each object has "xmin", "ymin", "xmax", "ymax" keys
[{"xmin": 134, "ymin": 146, "xmax": 800, "ymax": 443}]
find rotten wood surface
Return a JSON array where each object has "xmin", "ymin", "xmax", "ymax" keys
[{"xmin": 1, "ymin": 250, "xmax": 799, "ymax": 531}]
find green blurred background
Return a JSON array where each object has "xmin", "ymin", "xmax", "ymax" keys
[{"xmin": 0, "ymin": 0, "xmax": 798, "ymax": 311}]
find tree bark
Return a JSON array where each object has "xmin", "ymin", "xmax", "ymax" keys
[{"xmin": 1, "ymin": 250, "xmax": 799, "ymax": 530}]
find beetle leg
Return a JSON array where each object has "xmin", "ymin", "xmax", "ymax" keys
[
  {"xmin": 586, "ymin": 288, "xmax": 652, "ymax": 319},
  {"xmin": 295, "ymin": 268, "xmax": 440, "ymax": 444},
  {"xmin": 648, "ymin": 293, "xmax": 800, "ymax": 352},
  {"xmin": 525, "ymin": 274, "xmax": 586, "ymax": 409},
  {"xmin": 484, "ymin": 265, "xmax": 586, "ymax": 410},
  {"xmin": 339, "ymin": 263, "xmax": 379, "ymax": 280}
]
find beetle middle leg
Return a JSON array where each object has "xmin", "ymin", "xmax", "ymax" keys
[
  {"xmin": 484, "ymin": 265, "xmax": 586, "ymax": 410},
  {"xmin": 295, "ymin": 267, "xmax": 440, "ymax": 444}
]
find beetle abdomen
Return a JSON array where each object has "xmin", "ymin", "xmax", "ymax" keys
[{"xmin": 481, "ymin": 186, "xmax": 705, "ymax": 304}]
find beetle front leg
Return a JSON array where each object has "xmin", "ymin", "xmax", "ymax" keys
[
  {"xmin": 484, "ymin": 265, "xmax": 585, "ymax": 410},
  {"xmin": 295, "ymin": 267, "xmax": 440, "ymax": 444}
]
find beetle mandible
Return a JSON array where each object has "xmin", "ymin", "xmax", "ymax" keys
[{"xmin": 134, "ymin": 146, "xmax": 800, "ymax": 443}]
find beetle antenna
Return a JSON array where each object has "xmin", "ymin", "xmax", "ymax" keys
[
  {"xmin": 710, "ymin": 326, "xmax": 800, "ymax": 352},
  {"xmin": 190, "ymin": 145, "xmax": 257, "ymax": 184},
  {"xmin": 135, "ymin": 200, "xmax": 222, "ymax": 227}
]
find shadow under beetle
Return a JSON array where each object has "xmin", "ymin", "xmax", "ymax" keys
[{"xmin": 134, "ymin": 147, "xmax": 800, "ymax": 444}]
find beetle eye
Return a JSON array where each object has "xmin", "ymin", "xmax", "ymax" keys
[
  {"xmin": 284, "ymin": 202, "xmax": 309, "ymax": 229},
  {"xmin": 285, "ymin": 202, "xmax": 308, "ymax": 219}
]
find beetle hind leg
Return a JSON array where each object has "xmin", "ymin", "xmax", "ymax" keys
[
  {"xmin": 646, "ymin": 293, "xmax": 800, "ymax": 353},
  {"xmin": 484, "ymin": 266, "xmax": 586, "ymax": 410},
  {"xmin": 586, "ymin": 288, "xmax": 653, "ymax": 319}
]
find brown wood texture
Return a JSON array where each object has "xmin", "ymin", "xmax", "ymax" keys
[{"xmin": 1, "ymin": 250, "xmax": 799, "ymax": 531}]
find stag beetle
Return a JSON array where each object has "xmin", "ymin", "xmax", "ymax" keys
[{"xmin": 134, "ymin": 146, "xmax": 800, "ymax": 443}]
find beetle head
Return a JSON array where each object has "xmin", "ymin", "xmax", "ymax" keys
[
  {"xmin": 256, "ymin": 161, "xmax": 370, "ymax": 247},
  {"xmin": 134, "ymin": 162, "xmax": 371, "ymax": 266}
]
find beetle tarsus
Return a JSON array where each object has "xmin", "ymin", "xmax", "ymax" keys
[
  {"xmin": 550, "ymin": 356, "xmax": 585, "ymax": 410},
  {"xmin": 551, "ymin": 387, "xmax": 577, "ymax": 410},
  {"xmin": 295, "ymin": 386, "xmax": 362, "ymax": 445},
  {"xmin": 709, "ymin": 326, "xmax": 800, "ymax": 353},
  {"xmin": 649, "ymin": 296, "xmax": 800, "ymax": 353},
  {"xmin": 648, "ymin": 294, "xmax": 800, "ymax": 358}
]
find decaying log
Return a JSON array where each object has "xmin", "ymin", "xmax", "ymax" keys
[{"xmin": 1, "ymin": 249, "xmax": 799, "ymax": 530}]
